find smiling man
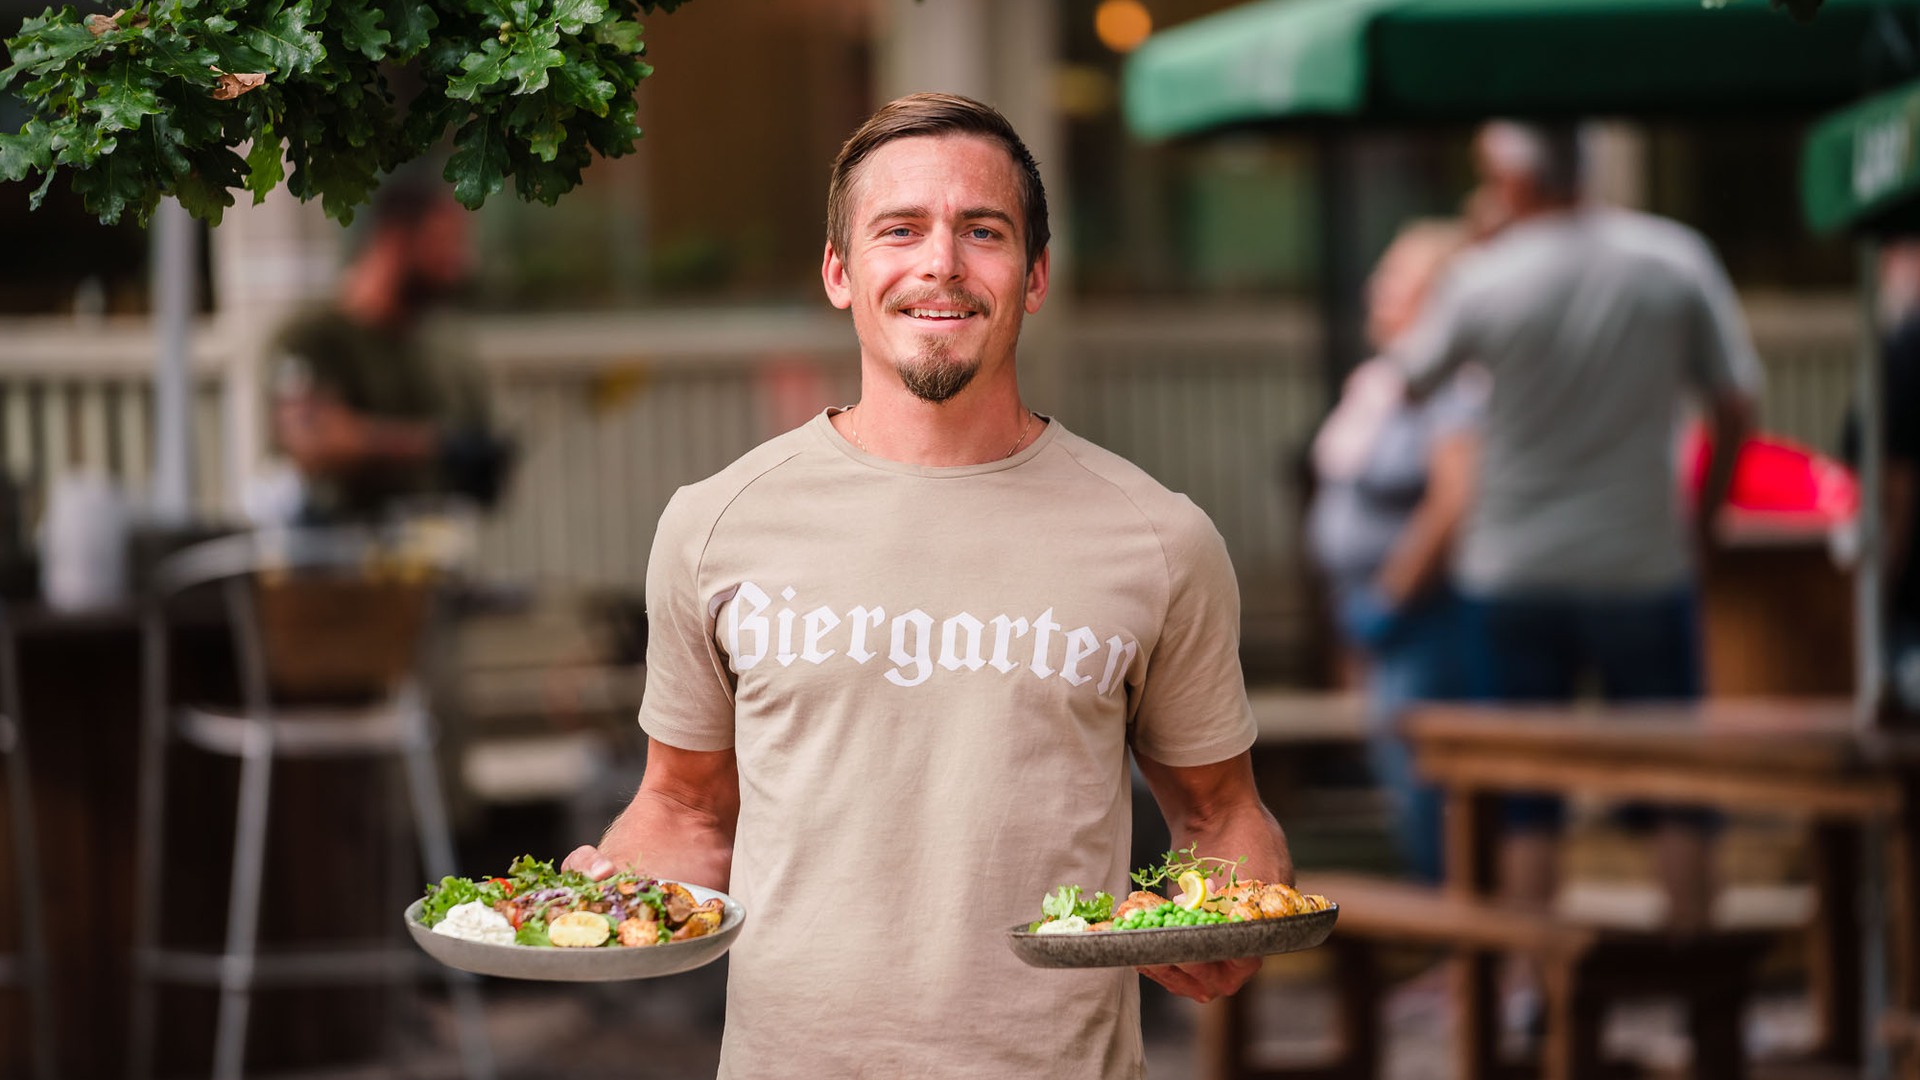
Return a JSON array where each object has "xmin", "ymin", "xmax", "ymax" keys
[{"xmin": 565, "ymin": 93, "xmax": 1292, "ymax": 1078}]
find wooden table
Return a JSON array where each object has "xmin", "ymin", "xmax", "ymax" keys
[{"xmin": 1405, "ymin": 699, "xmax": 1920, "ymax": 1080}]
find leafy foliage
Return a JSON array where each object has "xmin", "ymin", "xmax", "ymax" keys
[{"xmin": 0, "ymin": 0, "xmax": 695, "ymax": 225}]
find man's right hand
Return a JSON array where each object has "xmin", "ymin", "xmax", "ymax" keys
[
  {"xmin": 562, "ymin": 845, "xmax": 619, "ymax": 881},
  {"xmin": 1338, "ymin": 586, "xmax": 1402, "ymax": 651}
]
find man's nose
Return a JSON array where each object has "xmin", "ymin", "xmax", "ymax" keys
[{"xmin": 919, "ymin": 230, "xmax": 962, "ymax": 281}]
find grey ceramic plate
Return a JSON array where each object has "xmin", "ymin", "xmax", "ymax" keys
[
  {"xmin": 404, "ymin": 882, "xmax": 745, "ymax": 982},
  {"xmin": 1007, "ymin": 904, "xmax": 1338, "ymax": 969}
]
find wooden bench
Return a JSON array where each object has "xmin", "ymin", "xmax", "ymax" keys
[{"xmin": 1203, "ymin": 871, "xmax": 1780, "ymax": 1080}]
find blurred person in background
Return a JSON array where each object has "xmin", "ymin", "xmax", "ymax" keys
[
  {"xmin": 1392, "ymin": 121, "xmax": 1761, "ymax": 945},
  {"xmin": 266, "ymin": 177, "xmax": 513, "ymax": 524},
  {"xmin": 1307, "ymin": 218, "xmax": 1484, "ymax": 883},
  {"xmin": 1844, "ymin": 237, "xmax": 1920, "ymax": 717}
]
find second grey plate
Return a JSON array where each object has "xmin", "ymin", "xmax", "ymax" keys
[{"xmin": 1006, "ymin": 905, "xmax": 1337, "ymax": 969}]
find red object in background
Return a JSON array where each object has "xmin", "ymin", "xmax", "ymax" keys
[{"xmin": 1681, "ymin": 422, "xmax": 1859, "ymax": 526}]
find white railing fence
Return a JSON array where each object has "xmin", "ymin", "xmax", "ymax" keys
[{"xmin": 0, "ymin": 296, "xmax": 1864, "ymax": 678}]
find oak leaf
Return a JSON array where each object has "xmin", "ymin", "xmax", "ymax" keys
[{"xmin": 211, "ymin": 70, "xmax": 268, "ymax": 101}]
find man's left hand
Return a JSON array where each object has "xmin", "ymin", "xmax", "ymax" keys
[{"xmin": 1137, "ymin": 956, "xmax": 1262, "ymax": 1003}]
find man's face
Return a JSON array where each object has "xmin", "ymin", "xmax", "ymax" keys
[
  {"xmin": 822, "ymin": 134, "xmax": 1049, "ymax": 403},
  {"xmin": 401, "ymin": 201, "xmax": 474, "ymax": 306}
]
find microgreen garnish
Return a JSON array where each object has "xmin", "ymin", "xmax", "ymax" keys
[{"xmin": 1128, "ymin": 843, "xmax": 1248, "ymax": 891}]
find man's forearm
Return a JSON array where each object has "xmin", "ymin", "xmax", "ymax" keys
[
  {"xmin": 1375, "ymin": 440, "xmax": 1475, "ymax": 606},
  {"xmin": 598, "ymin": 787, "xmax": 736, "ymax": 891},
  {"xmin": 362, "ymin": 416, "xmax": 441, "ymax": 464},
  {"xmin": 275, "ymin": 396, "xmax": 440, "ymax": 473},
  {"xmin": 1168, "ymin": 798, "xmax": 1294, "ymax": 889},
  {"xmin": 1695, "ymin": 396, "xmax": 1755, "ymax": 534}
]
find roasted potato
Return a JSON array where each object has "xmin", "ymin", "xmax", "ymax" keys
[
  {"xmin": 671, "ymin": 898, "xmax": 725, "ymax": 941},
  {"xmin": 549, "ymin": 909, "xmax": 612, "ymax": 948},
  {"xmin": 660, "ymin": 881, "xmax": 698, "ymax": 924}
]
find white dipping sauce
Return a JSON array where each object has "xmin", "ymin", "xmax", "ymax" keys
[
  {"xmin": 432, "ymin": 900, "xmax": 516, "ymax": 945},
  {"xmin": 1034, "ymin": 915, "xmax": 1091, "ymax": 935}
]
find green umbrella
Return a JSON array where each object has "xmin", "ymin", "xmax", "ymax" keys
[
  {"xmin": 1125, "ymin": 0, "xmax": 1920, "ymax": 140},
  {"xmin": 1803, "ymin": 76, "xmax": 1920, "ymax": 234}
]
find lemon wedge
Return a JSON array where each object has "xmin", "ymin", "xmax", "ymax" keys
[{"xmin": 1175, "ymin": 870, "xmax": 1208, "ymax": 911}]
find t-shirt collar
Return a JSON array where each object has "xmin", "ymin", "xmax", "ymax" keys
[{"xmin": 814, "ymin": 407, "xmax": 1057, "ymax": 477}]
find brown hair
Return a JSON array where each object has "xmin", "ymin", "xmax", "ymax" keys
[{"xmin": 826, "ymin": 92, "xmax": 1050, "ymax": 271}]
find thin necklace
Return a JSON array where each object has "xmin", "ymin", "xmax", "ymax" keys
[{"xmin": 848, "ymin": 406, "xmax": 1035, "ymax": 461}]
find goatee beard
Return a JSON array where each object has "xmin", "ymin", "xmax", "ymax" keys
[{"xmin": 896, "ymin": 338, "xmax": 979, "ymax": 404}]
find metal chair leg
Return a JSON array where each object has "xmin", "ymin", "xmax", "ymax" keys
[
  {"xmin": 398, "ymin": 686, "xmax": 495, "ymax": 1080},
  {"xmin": 212, "ymin": 719, "xmax": 277, "ymax": 1080},
  {"xmin": 128, "ymin": 610, "xmax": 172, "ymax": 1080}
]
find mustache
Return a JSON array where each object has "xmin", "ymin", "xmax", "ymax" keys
[{"xmin": 886, "ymin": 288, "xmax": 991, "ymax": 315}]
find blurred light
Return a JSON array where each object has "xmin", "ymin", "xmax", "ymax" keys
[
  {"xmin": 1094, "ymin": 0, "xmax": 1153, "ymax": 54},
  {"xmin": 1055, "ymin": 65, "xmax": 1117, "ymax": 120}
]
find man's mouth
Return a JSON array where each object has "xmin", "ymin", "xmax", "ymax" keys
[{"xmin": 900, "ymin": 307, "xmax": 976, "ymax": 321}]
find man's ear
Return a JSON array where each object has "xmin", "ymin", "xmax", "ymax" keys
[
  {"xmin": 1024, "ymin": 246, "xmax": 1051, "ymax": 315},
  {"xmin": 822, "ymin": 241, "xmax": 853, "ymax": 310}
]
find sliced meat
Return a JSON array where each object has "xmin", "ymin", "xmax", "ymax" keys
[
  {"xmin": 617, "ymin": 915, "xmax": 660, "ymax": 947},
  {"xmin": 1115, "ymin": 891, "xmax": 1167, "ymax": 919}
]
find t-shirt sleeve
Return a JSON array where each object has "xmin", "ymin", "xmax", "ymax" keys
[
  {"xmin": 1127, "ymin": 503, "xmax": 1258, "ymax": 768},
  {"xmin": 637, "ymin": 488, "xmax": 738, "ymax": 752},
  {"xmin": 1681, "ymin": 236, "xmax": 1765, "ymax": 401}
]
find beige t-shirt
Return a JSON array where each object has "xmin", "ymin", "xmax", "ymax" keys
[{"xmin": 640, "ymin": 410, "xmax": 1257, "ymax": 1079}]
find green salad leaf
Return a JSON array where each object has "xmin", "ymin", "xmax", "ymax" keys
[
  {"xmin": 420, "ymin": 873, "xmax": 510, "ymax": 927},
  {"xmin": 515, "ymin": 917, "xmax": 551, "ymax": 947},
  {"xmin": 1039, "ymin": 885, "xmax": 1114, "ymax": 924}
]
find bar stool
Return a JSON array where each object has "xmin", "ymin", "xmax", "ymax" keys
[
  {"xmin": 0, "ymin": 616, "xmax": 56, "ymax": 1080},
  {"xmin": 126, "ymin": 528, "xmax": 494, "ymax": 1080}
]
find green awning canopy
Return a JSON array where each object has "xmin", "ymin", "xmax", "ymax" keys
[
  {"xmin": 1802, "ymin": 77, "xmax": 1920, "ymax": 234},
  {"xmin": 1125, "ymin": 0, "xmax": 1920, "ymax": 140}
]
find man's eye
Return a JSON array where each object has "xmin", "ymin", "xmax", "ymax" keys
[
  {"xmin": 968, "ymin": 227, "xmax": 995, "ymax": 240},
  {"xmin": 887, "ymin": 226, "xmax": 913, "ymax": 238}
]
